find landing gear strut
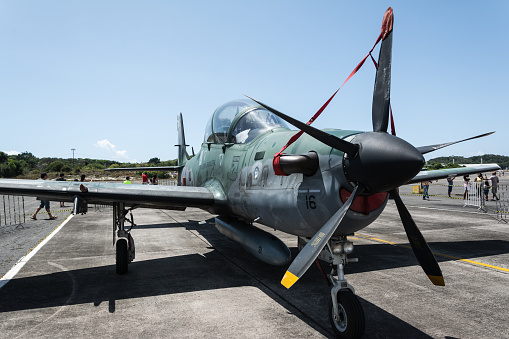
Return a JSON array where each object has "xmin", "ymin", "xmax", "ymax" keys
[
  {"xmin": 326, "ymin": 236, "xmax": 365, "ymax": 338},
  {"xmin": 302, "ymin": 236, "xmax": 365, "ymax": 338},
  {"xmin": 113, "ymin": 203, "xmax": 136, "ymax": 274}
]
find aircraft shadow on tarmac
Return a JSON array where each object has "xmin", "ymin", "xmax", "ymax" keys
[{"xmin": 1, "ymin": 216, "xmax": 470, "ymax": 338}]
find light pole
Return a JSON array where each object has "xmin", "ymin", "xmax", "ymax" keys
[{"xmin": 71, "ymin": 148, "xmax": 76, "ymax": 170}]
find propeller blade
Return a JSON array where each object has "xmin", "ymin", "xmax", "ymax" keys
[
  {"xmin": 389, "ymin": 189, "xmax": 444, "ymax": 286},
  {"xmin": 372, "ymin": 9, "xmax": 393, "ymax": 133},
  {"xmin": 416, "ymin": 131, "xmax": 495, "ymax": 155},
  {"xmin": 246, "ymin": 95, "xmax": 359, "ymax": 156},
  {"xmin": 281, "ymin": 184, "xmax": 365, "ymax": 288}
]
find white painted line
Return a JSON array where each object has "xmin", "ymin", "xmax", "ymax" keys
[{"xmin": 0, "ymin": 213, "xmax": 74, "ymax": 290}]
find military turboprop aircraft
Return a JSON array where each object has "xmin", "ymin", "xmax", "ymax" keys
[{"xmin": 0, "ymin": 7, "xmax": 500, "ymax": 338}]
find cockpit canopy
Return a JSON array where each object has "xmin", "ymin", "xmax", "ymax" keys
[{"xmin": 203, "ymin": 99, "xmax": 289, "ymax": 144}]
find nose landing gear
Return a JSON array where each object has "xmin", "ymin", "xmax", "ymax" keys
[
  {"xmin": 301, "ymin": 235, "xmax": 365, "ymax": 338},
  {"xmin": 113, "ymin": 203, "xmax": 136, "ymax": 274}
]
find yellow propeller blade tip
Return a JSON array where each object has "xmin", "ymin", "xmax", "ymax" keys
[
  {"xmin": 281, "ymin": 271, "xmax": 299, "ymax": 289},
  {"xmin": 428, "ymin": 275, "xmax": 445, "ymax": 286}
]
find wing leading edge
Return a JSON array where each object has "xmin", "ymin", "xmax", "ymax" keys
[
  {"xmin": 0, "ymin": 179, "xmax": 221, "ymax": 212},
  {"xmin": 407, "ymin": 164, "xmax": 500, "ymax": 185}
]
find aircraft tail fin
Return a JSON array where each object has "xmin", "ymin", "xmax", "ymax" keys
[{"xmin": 176, "ymin": 113, "xmax": 191, "ymax": 167}]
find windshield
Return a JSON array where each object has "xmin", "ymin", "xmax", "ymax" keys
[
  {"xmin": 203, "ymin": 99, "xmax": 288, "ymax": 144},
  {"xmin": 203, "ymin": 99, "xmax": 253, "ymax": 143},
  {"xmin": 231, "ymin": 108, "xmax": 288, "ymax": 143}
]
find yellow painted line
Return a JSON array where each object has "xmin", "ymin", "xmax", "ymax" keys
[
  {"xmin": 433, "ymin": 252, "xmax": 509, "ymax": 273},
  {"xmin": 352, "ymin": 233, "xmax": 509, "ymax": 274}
]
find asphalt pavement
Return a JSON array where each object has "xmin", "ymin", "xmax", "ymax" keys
[{"xmin": 0, "ymin": 175, "xmax": 508, "ymax": 338}]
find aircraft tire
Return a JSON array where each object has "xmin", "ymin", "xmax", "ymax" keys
[
  {"xmin": 116, "ymin": 239, "xmax": 128, "ymax": 274},
  {"xmin": 328, "ymin": 290, "xmax": 365, "ymax": 338}
]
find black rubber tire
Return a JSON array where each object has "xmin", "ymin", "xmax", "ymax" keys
[
  {"xmin": 328, "ymin": 290, "xmax": 365, "ymax": 338},
  {"xmin": 116, "ymin": 240, "xmax": 128, "ymax": 275}
]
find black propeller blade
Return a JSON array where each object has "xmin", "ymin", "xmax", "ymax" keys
[
  {"xmin": 372, "ymin": 9, "xmax": 393, "ymax": 133},
  {"xmin": 416, "ymin": 131, "xmax": 495, "ymax": 155},
  {"xmin": 281, "ymin": 184, "xmax": 365, "ymax": 288},
  {"xmin": 389, "ymin": 188, "xmax": 444, "ymax": 286},
  {"xmin": 245, "ymin": 95, "xmax": 359, "ymax": 156}
]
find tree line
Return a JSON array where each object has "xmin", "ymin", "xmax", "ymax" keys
[
  {"xmin": 0, "ymin": 152, "xmax": 177, "ymax": 178},
  {"xmin": 1, "ymin": 151, "xmax": 507, "ymax": 179}
]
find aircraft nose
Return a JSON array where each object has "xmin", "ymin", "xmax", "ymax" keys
[{"xmin": 343, "ymin": 132, "xmax": 425, "ymax": 193}]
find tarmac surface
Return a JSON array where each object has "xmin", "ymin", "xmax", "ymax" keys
[{"xmin": 0, "ymin": 176, "xmax": 508, "ymax": 338}]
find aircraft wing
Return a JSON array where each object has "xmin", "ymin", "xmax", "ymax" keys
[
  {"xmin": 0, "ymin": 179, "xmax": 222, "ymax": 211},
  {"xmin": 406, "ymin": 164, "xmax": 501, "ymax": 184},
  {"xmin": 104, "ymin": 166, "xmax": 183, "ymax": 171}
]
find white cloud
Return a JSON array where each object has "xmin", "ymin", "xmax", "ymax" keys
[
  {"xmin": 94, "ymin": 139, "xmax": 130, "ymax": 161},
  {"xmin": 2, "ymin": 150, "xmax": 20, "ymax": 155}
]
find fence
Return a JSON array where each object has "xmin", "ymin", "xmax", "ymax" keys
[
  {"xmin": 156, "ymin": 179, "xmax": 178, "ymax": 186},
  {"xmin": 463, "ymin": 181, "xmax": 486, "ymax": 211},
  {"xmin": 411, "ymin": 179, "xmax": 508, "ymax": 223},
  {"xmin": 494, "ymin": 184, "xmax": 508, "ymax": 223},
  {"xmin": 1, "ymin": 195, "xmax": 25, "ymax": 227}
]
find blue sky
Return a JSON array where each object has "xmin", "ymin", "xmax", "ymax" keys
[{"xmin": 1, "ymin": 1, "xmax": 507, "ymax": 163}]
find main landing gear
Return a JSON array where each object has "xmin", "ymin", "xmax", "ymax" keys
[
  {"xmin": 301, "ymin": 236, "xmax": 365, "ymax": 338},
  {"xmin": 113, "ymin": 203, "xmax": 136, "ymax": 274}
]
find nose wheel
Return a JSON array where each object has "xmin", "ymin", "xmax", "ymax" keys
[
  {"xmin": 329, "ymin": 288, "xmax": 365, "ymax": 338},
  {"xmin": 113, "ymin": 203, "xmax": 136, "ymax": 274},
  {"xmin": 317, "ymin": 236, "xmax": 365, "ymax": 338}
]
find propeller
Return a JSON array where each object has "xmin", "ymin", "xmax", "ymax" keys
[
  {"xmin": 247, "ymin": 7, "xmax": 492, "ymax": 288},
  {"xmin": 281, "ymin": 184, "xmax": 365, "ymax": 288},
  {"xmin": 389, "ymin": 188, "xmax": 444, "ymax": 286},
  {"xmin": 372, "ymin": 25, "xmax": 392, "ymax": 132},
  {"xmin": 245, "ymin": 95, "xmax": 359, "ymax": 157},
  {"xmin": 416, "ymin": 131, "xmax": 495, "ymax": 155}
]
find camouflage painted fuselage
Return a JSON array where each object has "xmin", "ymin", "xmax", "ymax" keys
[{"xmin": 181, "ymin": 126, "xmax": 388, "ymax": 238}]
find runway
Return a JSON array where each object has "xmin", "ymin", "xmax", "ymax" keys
[{"xmin": 0, "ymin": 186, "xmax": 508, "ymax": 338}]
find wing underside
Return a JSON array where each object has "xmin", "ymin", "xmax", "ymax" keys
[{"xmin": 0, "ymin": 179, "xmax": 217, "ymax": 211}]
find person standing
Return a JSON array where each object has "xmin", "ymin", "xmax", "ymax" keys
[
  {"xmin": 123, "ymin": 176, "xmax": 132, "ymax": 184},
  {"xmin": 142, "ymin": 172, "xmax": 149, "ymax": 185},
  {"xmin": 31, "ymin": 173, "xmax": 57, "ymax": 220},
  {"xmin": 463, "ymin": 175, "xmax": 471, "ymax": 200},
  {"xmin": 422, "ymin": 180, "xmax": 430, "ymax": 200},
  {"xmin": 483, "ymin": 178, "xmax": 491, "ymax": 201},
  {"xmin": 56, "ymin": 172, "xmax": 66, "ymax": 207},
  {"xmin": 490, "ymin": 171, "xmax": 500, "ymax": 201},
  {"xmin": 447, "ymin": 176, "xmax": 455, "ymax": 198},
  {"xmin": 152, "ymin": 175, "xmax": 158, "ymax": 185},
  {"xmin": 475, "ymin": 173, "xmax": 483, "ymax": 198}
]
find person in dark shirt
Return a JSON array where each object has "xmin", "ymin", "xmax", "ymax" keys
[{"xmin": 55, "ymin": 172, "xmax": 66, "ymax": 207}]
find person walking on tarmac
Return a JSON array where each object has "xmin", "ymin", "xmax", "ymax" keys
[
  {"xmin": 490, "ymin": 171, "xmax": 500, "ymax": 200},
  {"xmin": 31, "ymin": 172, "xmax": 57, "ymax": 220},
  {"xmin": 422, "ymin": 180, "xmax": 430, "ymax": 200}
]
